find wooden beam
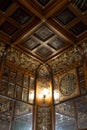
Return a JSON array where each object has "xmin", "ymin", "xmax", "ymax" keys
[
  {"xmin": 0, "ymin": 32, "xmax": 10, "ymax": 43},
  {"xmin": 0, "ymin": 94, "xmax": 33, "ymax": 105},
  {"xmin": 0, "ymin": 45, "xmax": 9, "ymax": 79},
  {"xmin": 15, "ymin": 112, "xmax": 32, "ymax": 119},
  {"xmin": 11, "ymin": 18, "xmax": 41, "ymax": 45},
  {"xmin": 47, "ymin": 18, "xmax": 78, "ymax": 44},
  {"xmin": 0, "ymin": 3, "xmax": 18, "ymax": 25},
  {"xmin": 17, "ymin": 0, "xmax": 43, "ymax": 19},
  {"xmin": 9, "ymin": 102, "xmax": 16, "ymax": 130},
  {"xmin": 33, "ymin": 71, "xmax": 37, "ymax": 130},
  {"xmin": 44, "ymin": 0, "xmax": 69, "ymax": 18},
  {"xmin": 77, "ymin": 32, "xmax": 87, "ymax": 43}
]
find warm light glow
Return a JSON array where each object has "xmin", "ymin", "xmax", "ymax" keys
[
  {"xmin": 38, "ymin": 94, "xmax": 43, "ymax": 99},
  {"xmin": 38, "ymin": 88, "xmax": 49, "ymax": 100},
  {"xmin": 30, "ymin": 92, "xmax": 34, "ymax": 100},
  {"xmin": 42, "ymin": 88, "xmax": 48, "ymax": 96},
  {"xmin": 54, "ymin": 91, "xmax": 59, "ymax": 100},
  {"xmin": 38, "ymin": 88, "xmax": 48, "ymax": 99}
]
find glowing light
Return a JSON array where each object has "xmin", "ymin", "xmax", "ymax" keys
[
  {"xmin": 42, "ymin": 88, "xmax": 48, "ymax": 95},
  {"xmin": 54, "ymin": 91, "xmax": 59, "ymax": 100},
  {"xmin": 38, "ymin": 94, "xmax": 43, "ymax": 99},
  {"xmin": 30, "ymin": 92, "xmax": 34, "ymax": 100}
]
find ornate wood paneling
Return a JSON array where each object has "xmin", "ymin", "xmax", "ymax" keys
[
  {"xmin": 0, "ymin": 0, "xmax": 86, "ymax": 62},
  {"xmin": 7, "ymin": 47, "xmax": 40, "ymax": 74},
  {"xmin": 54, "ymin": 7, "xmax": 77, "ymax": 25},
  {"xmin": 36, "ymin": 106, "xmax": 52, "ymax": 130},
  {"xmin": 0, "ymin": 1, "xmax": 87, "ymax": 130},
  {"xmin": 59, "ymin": 69, "xmax": 80, "ymax": 102},
  {"xmin": 0, "ymin": 64, "xmax": 35, "ymax": 104},
  {"xmin": 69, "ymin": 21, "xmax": 87, "ymax": 36}
]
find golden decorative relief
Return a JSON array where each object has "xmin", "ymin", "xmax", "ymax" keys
[
  {"xmin": 37, "ymin": 63, "xmax": 51, "ymax": 79},
  {"xmin": 47, "ymin": 41, "xmax": 87, "ymax": 74},
  {"xmin": 81, "ymin": 41, "xmax": 87, "ymax": 56},
  {"xmin": 60, "ymin": 73, "xmax": 76, "ymax": 96},
  {"xmin": 59, "ymin": 69, "xmax": 80, "ymax": 101},
  {"xmin": 0, "ymin": 42, "xmax": 6, "ymax": 57},
  {"xmin": 36, "ymin": 79, "xmax": 51, "ymax": 106},
  {"xmin": 0, "ymin": 65, "xmax": 35, "ymax": 104},
  {"xmin": 7, "ymin": 47, "xmax": 40, "ymax": 73},
  {"xmin": 53, "ymin": 76, "xmax": 59, "ymax": 104},
  {"xmin": 36, "ymin": 106, "xmax": 52, "ymax": 130}
]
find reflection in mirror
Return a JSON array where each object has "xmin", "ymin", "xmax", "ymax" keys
[
  {"xmin": 13, "ymin": 102, "xmax": 33, "ymax": 130},
  {"xmin": 0, "ymin": 97, "xmax": 33, "ymax": 130},
  {"xmin": 75, "ymin": 95, "xmax": 87, "ymax": 129},
  {"xmin": 0, "ymin": 97, "xmax": 11, "ymax": 130},
  {"xmin": 55, "ymin": 95, "xmax": 87, "ymax": 130}
]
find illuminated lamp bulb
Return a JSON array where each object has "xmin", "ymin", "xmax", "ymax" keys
[{"xmin": 43, "ymin": 88, "xmax": 48, "ymax": 96}]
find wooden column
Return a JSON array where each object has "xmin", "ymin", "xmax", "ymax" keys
[
  {"xmin": 0, "ymin": 44, "xmax": 9, "ymax": 78},
  {"xmin": 33, "ymin": 70, "xmax": 37, "ymax": 130},
  {"xmin": 34, "ymin": 65, "xmax": 53, "ymax": 130},
  {"xmin": 51, "ymin": 70, "xmax": 55, "ymax": 130},
  {"xmin": 9, "ymin": 101, "xmax": 16, "ymax": 130}
]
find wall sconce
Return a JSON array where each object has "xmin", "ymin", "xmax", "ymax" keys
[
  {"xmin": 42, "ymin": 88, "xmax": 48, "ymax": 104},
  {"xmin": 38, "ymin": 88, "xmax": 50, "ymax": 105}
]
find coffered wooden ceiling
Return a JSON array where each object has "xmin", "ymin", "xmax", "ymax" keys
[{"xmin": 0, "ymin": 0, "xmax": 87, "ymax": 62}]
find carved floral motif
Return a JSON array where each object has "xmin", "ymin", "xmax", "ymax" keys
[
  {"xmin": 47, "ymin": 42, "xmax": 87, "ymax": 73},
  {"xmin": 0, "ymin": 41, "xmax": 87, "ymax": 75},
  {"xmin": 37, "ymin": 64, "xmax": 51, "ymax": 79},
  {"xmin": 36, "ymin": 106, "xmax": 52, "ymax": 130},
  {"xmin": 7, "ymin": 47, "xmax": 40, "ymax": 73},
  {"xmin": 81, "ymin": 41, "xmax": 87, "ymax": 56}
]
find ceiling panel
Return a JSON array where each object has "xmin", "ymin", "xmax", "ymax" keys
[
  {"xmin": 11, "ymin": 7, "xmax": 33, "ymax": 25},
  {"xmin": 47, "ymin": 36, "xmax": 67, "ymax": 51},
  {"xmin": 54, "ymin": 7, "xmax": 77, "ymax": 25},
  {"xmin": 34, "ymin": 24, "xmax": 54, "ymax": 42},
  {"xmin": 0, "ymin": 21, "xmax": 18, "ymax": 36},
  {"xmin": 76, "ymin": 0, "xmax": 87, "ymax": 12},
  {"xmin": 35, "ymin": 46, "xmax": 53, "ymax": 58},
  {"xmin": 69, "ymin": 21, "xmax": 87, "ymax": 36},
  {"xmin": 22, "ymin": 37, "xmax": 40, "ymax": 51},
  {"xmin": 0, "ymin": 0, "xmax": 86, "ymax": 63},
  {"xmin": 0, "ymin": 0, "xmax": 13, "ymax": 12},
  {"xmin": 35, "ymin": 0, "xmax": 53, "ymax": 7}
]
